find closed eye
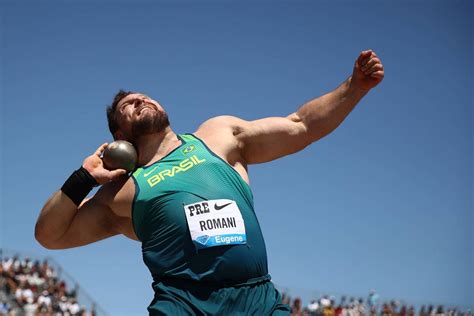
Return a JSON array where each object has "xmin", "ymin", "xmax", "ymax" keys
[
  {"xmin": 119, "ymin": 102, "xmax": 129, "ymax": 112},
  {"xmin": 119, "ymin": 98, "xmax": 141, "ymax": 112}
]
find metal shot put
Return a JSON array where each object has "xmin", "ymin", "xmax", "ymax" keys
[
  {"xmin": 102, "ymin": 141, "xmax": 137, "ymax": 172},
  {"xmin": 36, "ymin": 50, "xmax": 384, "ymax": 315}
]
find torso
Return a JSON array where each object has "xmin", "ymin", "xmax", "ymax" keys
[
  {"xmin": 129, "ymin": 132, "xmax": 268, "ymax": 282},
  {"xmin": 106, "ymin": 123, "xmax": 248, "ymax": 241}
]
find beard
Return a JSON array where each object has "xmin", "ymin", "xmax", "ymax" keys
[{"xmin": 130, "ymin": 109, "xmax": 170, "ymax": 142}]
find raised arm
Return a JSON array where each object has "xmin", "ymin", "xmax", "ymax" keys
[
  {"xmin": 35, "ymin": 144, "xmax": 132, "ymax": 249},
  {"xmin": 209, "ymin": 50, "xmax": 384, "ymax": 165}
]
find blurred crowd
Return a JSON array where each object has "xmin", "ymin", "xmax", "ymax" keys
[
  {"xmin": 2, "ymin": 254, "xmax": 471, "ymax": 316},
  {"xmin": 0, "ymin": 256, "xmax": 95, "ymax": 316},
  {"xmin": 284, "ymin": 292, "xmax": 473, "ymax": 316}
]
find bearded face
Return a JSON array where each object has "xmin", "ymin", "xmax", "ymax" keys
[
  {"xmin": 115, "ymin": 93, "xmax": 170, "ymax": 143},
  {"xmin": 130, "ymin": 103, "xmax": 170, "ymax": 139}
]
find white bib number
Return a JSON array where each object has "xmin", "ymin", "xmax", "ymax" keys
[{"xmin": 183, "ymin": 199, "xmax": 247, "ymax": 250}]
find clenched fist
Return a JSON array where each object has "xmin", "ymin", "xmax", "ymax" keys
[{"xmin": 351, "ymin": 50, "xmax": 384, "ymax": 92}]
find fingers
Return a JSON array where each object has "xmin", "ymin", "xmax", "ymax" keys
[
  {"xmin": 356, "ymin": 50, "xmax": 373, "ymax": 66},
  {"xmin": 357, "ymin": 50, "xmax": 383, "ymax": 77},
  {"xmin": 370, "ymin": 70, "xmax": 384, "ymax": 79},
  {"xmin": 361, "ymin": 57, "xmax": 381, "ymax": 72},
  {"xmin": 357, "ymin": 50, "xmax": 380, "ymax": 69},
  {"xmin": 94, "ymin": 143, "xmax": 109, "ymax": 156},
  {"xmin": 364, "ymin": 63, "xmax": 384, "ymax": 76},
  {"xmin": 352, "ymin": 50, "xmax": 384, "ymax": 90}
]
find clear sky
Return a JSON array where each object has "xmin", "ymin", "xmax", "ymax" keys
[{"xmin": 1, "ymin": 1, "xmax": 472, "ymax": 315}]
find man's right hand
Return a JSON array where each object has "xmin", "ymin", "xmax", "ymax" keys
[{"xmin": 82, "ymin": 143, "xmax": 128, "ymax": 185}]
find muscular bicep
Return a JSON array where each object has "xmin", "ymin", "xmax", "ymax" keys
[
  {"xmin": 237, "ymin": 114, "xmax": 311, "ymax": 164},
  {"xmin": 196, "ymin": 114, "xmax": 312, "ymax": 167}
]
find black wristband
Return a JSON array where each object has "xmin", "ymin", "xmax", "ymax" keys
[{"xmin": 61, "ymin": 167, "xmax": 98, "ymax": 206}]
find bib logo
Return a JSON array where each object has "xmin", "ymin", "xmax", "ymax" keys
[
  {"xmin": 147, "ymin": 155, "xmax": 206, "ymax": 187},
  {"xmin": 196, "ymin": 235, "xmax": 210, "ymax": 245},
  {"xmin": 182, "ymin": 145, "xmax": 195, "ymax": 154}
]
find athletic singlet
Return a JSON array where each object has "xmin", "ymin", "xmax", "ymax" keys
[{"xmin": 131, "ymin": 134, "xmax": 270, "ymax": 285}]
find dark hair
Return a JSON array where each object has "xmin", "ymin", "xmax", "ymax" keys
[{"xmin": 106, "ymin": 89, "xmax": 134, "ymax": 136}]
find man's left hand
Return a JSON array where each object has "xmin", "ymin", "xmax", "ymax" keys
[{"xmin": 351, "ymin": 50, "xmax": 384, "ymax": 92}]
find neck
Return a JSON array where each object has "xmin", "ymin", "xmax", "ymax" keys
[{"xmin": 134, "ymin": 127, "xmax": 181, "ymax": 166}]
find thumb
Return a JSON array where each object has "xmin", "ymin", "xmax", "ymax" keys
[{"xmin": 109, "ymin": 169, "xmax": 129, "ymax": 179}]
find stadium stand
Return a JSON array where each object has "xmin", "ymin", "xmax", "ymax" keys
[
  {"xmin": 279, "ymin": 289, "xmax": 473, "ymax": 316},
  {"xmin": 0, "ymin": 249, "xmax": 106, "ymax": 316},
  {"xmin": 1, "ymin": 249, "xmax": 471, "ymax": 316}
]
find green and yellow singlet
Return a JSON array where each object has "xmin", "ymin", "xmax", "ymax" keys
[{"xmin": 131, "ymin": 134, "xmax": 287, "ymax": 315}]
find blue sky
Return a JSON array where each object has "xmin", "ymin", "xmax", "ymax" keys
[{"xmin": 1, "ymin": 1, "xmax": 472, "ymax": 315}]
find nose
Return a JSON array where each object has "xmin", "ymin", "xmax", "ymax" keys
[{"xmin": 132, "ymin": 99, "xmax": 143, "ymax": 107}]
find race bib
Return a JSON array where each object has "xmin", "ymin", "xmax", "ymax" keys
[{"xmin": 183, "ymin": 199, "xmax": 247, "ymax": 250}]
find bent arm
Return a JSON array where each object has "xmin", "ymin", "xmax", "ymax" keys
[
  {"xmin": 237, "ymin": 50, "xmax": 384, "ymax": 164},
  {"xmin": 35, "ymin": 188, "xmax": 124, "ymax": 249},
  {"xmin": 35, "ymin": 143, "xmax": 131, "ymax": 249},
  {"xmin": 236, "ymin": 77, "xmax": 367, "ymax": 164}
]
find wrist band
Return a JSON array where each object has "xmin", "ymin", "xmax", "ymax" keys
[{"xmin": 61, "ymin": 167, "xmax": 98, "ymax": 206}]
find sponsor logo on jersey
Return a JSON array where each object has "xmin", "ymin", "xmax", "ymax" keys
[
  {"xmin": 214, "ymin": 202, "xmax": 232, "ymax": 210},
  {"xmin": 143, "ymin": 166, "xmax": 159, "ymax": 177}
]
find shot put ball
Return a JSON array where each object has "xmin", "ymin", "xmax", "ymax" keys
[{"xmin": 102, "ymin": 140, "xmax": 138, "ymax": 172}]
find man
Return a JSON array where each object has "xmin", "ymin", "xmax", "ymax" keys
[{"xmin": 35, "ymin": 50, "xmax": 384, "ymax": 315}]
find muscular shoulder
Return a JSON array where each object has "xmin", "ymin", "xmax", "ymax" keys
[
  {"xmin": 195, "ymin": 115, "xmax": 243, "ymax": 152},
  {"xmin": 194, "ymin": 116, "xmax": 250, "ymax": 179},
  {"xmin": 196, "ymin": 115, "xmax": 246, "ymax": 134},
  {"xmin": 195, "ymin": 115, "xmax": 248, "ymax": 149}
]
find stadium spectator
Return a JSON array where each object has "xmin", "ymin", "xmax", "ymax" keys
[
  {"xmin": 321, "ymin": 295, "xmax": 331, "ymax": 308},
  {"xmin": 382, "ymin": 302, "xmax": 393, "ymax": 316},
  {"xmin": 421, "ymin": 306, "xmax": 429, "ymax": 316},
  {"xmin": 391, "ymin": 300, "xmax": 400, "ymax": 316},
  {"xmin": 356, "ymin": 298, "xmax": 366, "ymax": 316},
  {"xmin": 323, "ymin": 298, "xmax": 335, "ymax": 316},
  {"xmin": 428, "ymin": 305, "xmax": 435, "ymax": 316},
  {"xmin": 15, "ymin": 281, "xmax": 34, "ymax": 306},
  {"xmin": 436, "ymin": 305, "xmax": 446, "ymax": 316},
  {"xmin": 370, "ymin": 306, "xmax": 378, "ymax": 316},
  {"xmin": 291, "ymin": 297, "xmax": 307, "ymax": 316},
  {"xmin": 346, "ymin": 297, "xmax": 357, "ymax": 316},
  {"xmin": 37, "ymin": 290, "xmax": 52, "ymax": 314},
  {"xmin": 23, "ymin": 297, "xmax": 38, "ymax": 316},
  {"xmin": 398, "ymin": 305, "xmax": 407, "ymax": 316},
  {"xmin": 334, "ymin": 300, "xmax": 343, "ymax": 316},
  {"xmin": 307, "ymin": 299, "xmax": 320, "ymax": 316},
  {"xmin": 368, "ymin": 290, "xmax": 380, "ymax": 309},
  {"xmin": 69, "ymin": 298, "xmax": 81, "ymax": 315},
  {"xmin": 37, "ymin": 290, "xmax": 52, "ymax": 308}
]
